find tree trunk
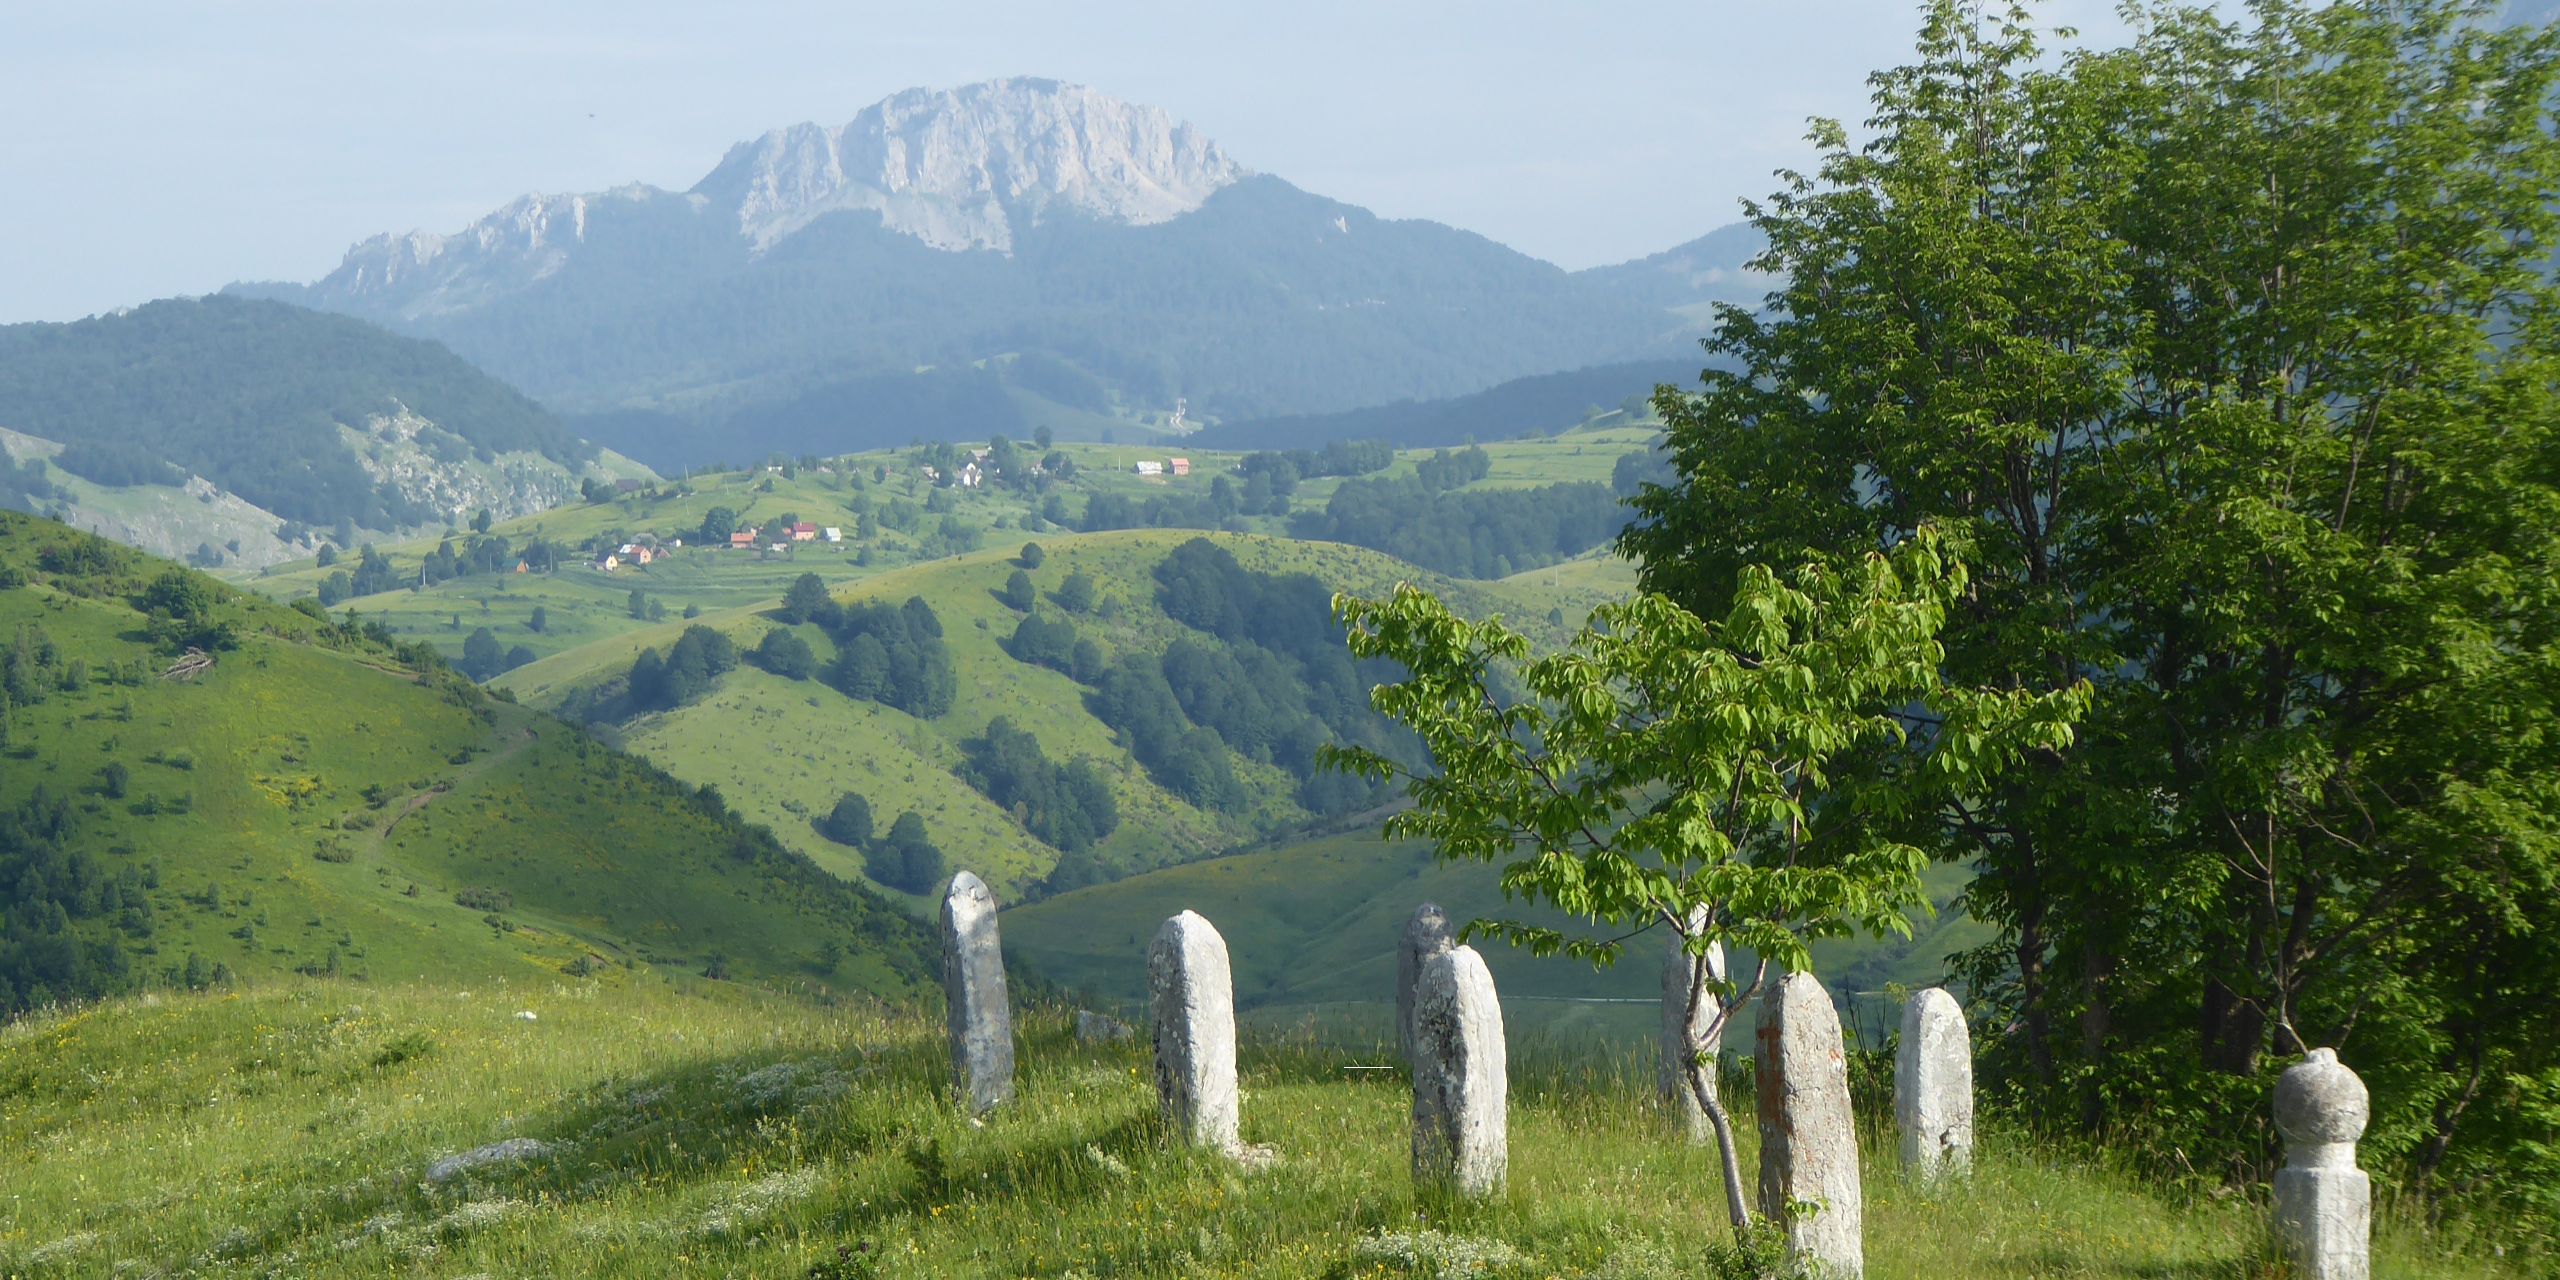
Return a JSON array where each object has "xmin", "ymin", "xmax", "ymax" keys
[{"xmin": 1686, "ymin": 1053, "xmax": 1752, "ymax": 1232}]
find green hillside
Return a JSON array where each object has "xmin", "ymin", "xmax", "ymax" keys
[
  {"xmin": 488, "ymin": 531, "xmax": 1607, "ymax": 906},
  {"xmin": 234, "ymin": 426, "xmax": 1661, "ymax": 678},
  {"xmin": 0, "ymin": 979, "xmax": 2504, "ymax": 1277},
  {"xmin": 0, "ymin": 511, "xmax": 932, "ymax": 1014},
  {"xmin": 1003, "ymin": 828, "xmax": 1989, "ymax": 1050}
]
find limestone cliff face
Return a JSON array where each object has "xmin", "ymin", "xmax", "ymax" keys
[
  {"xmin": 306, "ymin": 79, "xmax": 1241, "ymax": 315},
  {"xmin": 697, "ymin": 78, "xmax": 1243, "ymax": 252}
]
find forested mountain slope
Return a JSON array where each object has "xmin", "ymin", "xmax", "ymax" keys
[{"xmin": 0, "ymin": 297, "xmax": 650, "ymax": 554}]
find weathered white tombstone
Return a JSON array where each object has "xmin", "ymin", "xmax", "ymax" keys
[
  {"xmin": 938, "ymin": 871, "xmax": 1014, "ymax": 1114},
  {"xmin": 1895, "ymin": 986, "xmax": 1973, "ymax": 1181},
  {"xmin": 1397, "ymin": 902, "xmax": 1454, "ymax": 1064},
  {"xmin": 1410, "ymin": 944, "xmax": 1507, "ymax": 1198},
  {"xmin": 2274, "ymin": 1048, "xmax": 2371, "ymax": 1280},
  {"xmin": 1659, "ymin": 924, "xmax": 1727, "ymax": 1142},
  {"xmin": 1755, "ymin": 971, "xmax": 1863, "ymax": 1279},
  {"xmin": 1148, "ymin": 910, "xmax": 1240, "ymax": 1153}
]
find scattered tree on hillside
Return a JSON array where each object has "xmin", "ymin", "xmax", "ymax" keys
[
  {"xmin": 1001, "ymin": 569, "xmax": 1037, "ymax": 612},
  {"xmin": 752, "ymin": 627, "xmax": 815, "ymax": 681},
  {"xmin": 1052, "ymin": 571, "xmax": 1096, "ymax": 614},
  {"xmin": 1018, "ymin": 542, "xmax": 1044, "ymax": 569},
  {"xmin": 781, "ymin": 573, "xmax": 831, "ymax": 625},
  {"xmin": 867, "ymin": 811, "xmax": 945, "ymax": 893},
  {"xmin": 820, "ymin": 792, "xmax": 873, "ymax": 847},
  {"xmin": 959, "ymin": 717, "xmax": 1119, "ymax": 853}
]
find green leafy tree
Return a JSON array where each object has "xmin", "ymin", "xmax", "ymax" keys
[
  {"xmin": 461, "ymin": 627, "xmax": 502, "ymax": 680},
  {"xmin": 1001, "ymin": 569, "xmax": 1037, "ymax": 612},
  {"xmin": 1328, "ymin": 529, "xmax": 2083, "ymax": 1231},
  {"xmin": 1625, "ymin": 0, "xmax": 2560, "ymax": 1212},
  {"xmin": 781, "ymin": 572, "xmax": 831, "ymax": 625},
  {"xmin": 1053, "ymin": 570, "xmax": 1096, "ymax": 614},
  {"xmin": 1019, "ymin": 541, "xmax": 1045, "ymax": 569},
  {"xmin": 698, "ymin": 506, "xmax": 739, "ymax": 544},
  {"xmin": 753, "ymin": 627, "xmax": 816, "ymax": 681},
  {"xmin": 471, "ymin": 508, "xmax": 493, "ymax": 534},
  {"xmin": 527, "ymin": 605, "xmax": 548, "ymax": 634},
  {"xmin": 627, "ymin": 589, "xmax": 649, "ymax": 620},
  {"xmin": 820, "ymin": 792, "xmax": 873, "ymax": 847}
]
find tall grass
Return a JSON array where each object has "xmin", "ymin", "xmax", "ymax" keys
[{"xmin": 0, "ymin": 979, "xmax": 2511, "ymax": 1277}]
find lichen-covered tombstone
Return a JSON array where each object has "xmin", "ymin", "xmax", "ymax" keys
[
  {"xmin": 2274, "ymin": 1048, "xmax": 2370, "ymax": 1280},
  {"xmin": 1148, "ymin": 909, "xmax": 1240, "ymax": 1153},
  {"xmin": 939, "ymin": 870, "xmax": 1014, "ymax": 1114},
  {"xmin": 1755, "ymin": 970, "xmax": 1863, "ymax": 1278},
  {"xmin": 1410, "ymin": 944, "xmax": 1506, "ymax": 1198},
  {"xmin": 1894, "ymin": 986, "xmax": 1973, "ymax": 1181}
]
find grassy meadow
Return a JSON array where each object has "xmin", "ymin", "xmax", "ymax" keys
[{"xmin": 0, "ymin": 977, "xmax": 2508, "ymax": 1278}]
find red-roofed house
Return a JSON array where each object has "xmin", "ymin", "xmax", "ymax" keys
[
  {"xmin": 729, "ymin": 528, "xmax": 759, "ymax": 549},
  {"xmin": 790, "ymin": 522, "xmax": 818, "ymax": 542}
]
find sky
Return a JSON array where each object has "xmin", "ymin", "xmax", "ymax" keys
[{"xmin": 0, "ymin": 0, "xmax": 2135, "ymax": 325}]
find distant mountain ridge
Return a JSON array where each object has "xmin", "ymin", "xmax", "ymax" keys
[
  {"xmin": 234, "ymin": 79, "xmax": 1724, "ymax": 466},
  {"xmin": 0, "ymin": 297, "xmax": 650, "ymax": 559}
]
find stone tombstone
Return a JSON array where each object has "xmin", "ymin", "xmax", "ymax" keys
[
  {"xmin": 1410, "ymin": 944, "xmax": 1507, "ymax": 1198},
  {"xmin": 1659, "ymin": 923, "xmax": 1727, "ymax": 1142},
  {"xmin": 1397, "ymin": 902, "xmax": 1454, "ymax": 1065},
  {"xmin": 1755, "ymin": 971, "xmax": 1863, "ymax": 1279},
  {"xmin": 938, "ymin": 870, "xmax": 1014, "ymax": 1114},
  {"xmin": 1895, "ymin": 986, "xmax": 1974, "ymax": 1181},
  {"xmin": 2274, "ymin": 1048, "xmax": 2371, "ymax": 1280},
  {"xmin": 1148, "ymin": 910, "xmax": 1241, "ymax": 1152}
]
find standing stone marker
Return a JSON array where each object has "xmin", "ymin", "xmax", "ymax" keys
[
  {"xmin": 1410, "ymin": 944, "xmax": 1507, "ymax": 1198},
  {"xmin": 939, "ymin": 870, "xmax": 1014, "ymax": 1115},
  {"xmin": 1397, "ymin": 902, "xmax": 1454, "ymax": 1065},
  {"xmin": 1895, "ymin": 986, "xmax": 1974, "ymax": 1181},
  {"xmin": 1756, "ymin": 970, "xmax": 1863, "ymax": 1279},
  {"xmin": 1148, "ymin": 910, "xmax": 1240, "ymax": 1153},
  {"xmin": 2274, "ymin": 1048, "xmax": 2371, "ymax": 1280},
  {"xmin": 1659, "ymin": 926, "xmax": 1727, "ymax": 1142}
]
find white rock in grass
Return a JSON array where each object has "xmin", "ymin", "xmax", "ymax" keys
[
  {"xmin": 1410, "ymin": 944, "xmax": 1506, "ymax": 1198},
  {"xmin": 939, "ymin": 870, "xmax": 1014, "ymax": 1114},
  {"xmin": 1755, "ymin": 970, "xmax": 1862, "ymax": 1278},
  {"xmin": 1148, "ymin": 910, "xmax": 1240, "ymax": 1152}
]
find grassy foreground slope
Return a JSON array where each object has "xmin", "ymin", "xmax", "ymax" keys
[
  {"xmin": 0, "ymin": 979, "xmax": 2503, "ymax": 1278},
  {"xmin": 0, "ymin": 511, "xmax": 932, "ymax": 1005},
  {"xmin": 1004, "ymin": 829, "xmax": 1989, "ymax": 1049},
  {"xmin": 497, "ymin": 531, "xmax": 1610, "ymax": 903}
]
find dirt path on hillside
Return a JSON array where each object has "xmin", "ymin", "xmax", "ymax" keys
[{"xmin": 362, "ymin": 724, "xmax": 542, "ymax": 861}]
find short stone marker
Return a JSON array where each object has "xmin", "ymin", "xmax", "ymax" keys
[
  {"xmin": 1397, "ymin": 902, "xmax": 1454, "ymax": 1065},
  {"xmin": 939, "ymin": 870, "xmax": 1014, "ymax": 1114},
  {"xmin": 1895, "ymin": 986, "xmax": 1973, "ymax": 1182},
  {"xmin": 1410, "ymin": 943, "xmax": 1507, "ymax": 1198},
  {"xmin": 1659, "ymin": 928, "xmax": 1727, "ymax": 1142},
  {"xmin": 1075, "ymin": 1009, "xmax": 1133, "ymax": 1044},
  {"xmin": 1148, "ymin": 910, "xmax": 1241, "ymax": 1153},
  {"xmin": 2275, "ymin": 1048, "xmax": 2370, "ymax": 1280},
  {"xmin": 1756, "ymin": 970, "xmax": 1863, "ymax": 1278}
]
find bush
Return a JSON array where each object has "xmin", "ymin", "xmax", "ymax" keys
[{"xmin": 820, "ymin": 793, "xmax": 873, "ymax": 847}]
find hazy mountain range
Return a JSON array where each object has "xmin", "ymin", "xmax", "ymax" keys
[{"xmin": 234, "ymin": 78, "xmax": 1762, "ymax": 468}]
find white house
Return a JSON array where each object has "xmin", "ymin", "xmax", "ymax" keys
[
  {"xmin": 1134, "ymin": 460, "xmax": 1164, "ymax": 477},
  {"xmin": 822, "ymin": 527, "xmax": 843, "ymax": 543}
]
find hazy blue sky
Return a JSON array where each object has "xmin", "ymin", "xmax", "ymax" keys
[{"xmin": 1, "ymin": 0, "xmax": 2134, "ymax": 324}]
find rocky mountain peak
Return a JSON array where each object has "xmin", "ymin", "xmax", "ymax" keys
[{"xmin": 693, "ymin": 78, "xmax": 1247, "ymax": 252}]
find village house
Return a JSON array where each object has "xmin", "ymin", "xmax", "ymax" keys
[
  {"xmin": 592, "ymin": 553, "xmax": 621, "ymax": 573},
  {"xmin": 1168, "ymin": 457, "xmax": 1191, "ymax": 477},
  {"xmin": 1134, "ymin": 460, "xmax": 1164, "ymax": 477},
  {"xmin": 729, "ymin": 528, "xmax": 760, "ymax": 550},
  {"xmin": 822, "ymin": 527, "xmax": 843, "ymax": 543},
  {"xmin": 957, "ymin": 462, "xmax": 984, "ymax": 488},
  {"xmin": 790, "ymin": 522, "xmax": 819, "ymax": 542}
]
